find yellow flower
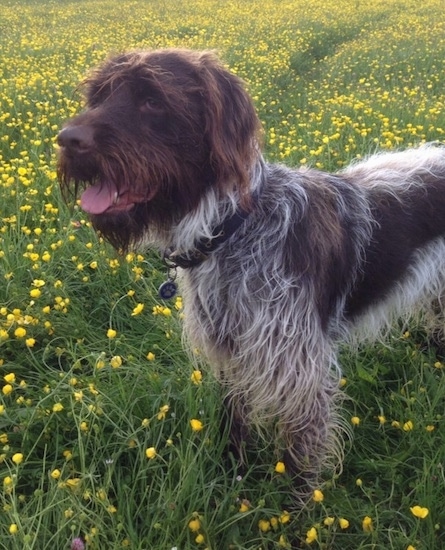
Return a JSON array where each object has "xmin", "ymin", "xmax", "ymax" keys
[
  {"xmin": 110, "ymin": 355, "xmax": 122, "ymax": 368},
  {"xmin": 3, "ymin": 475, "xmax": 13, "ymax": 486},
  {"xmin": 323, "ymin": 516, "xmax": 335, "ymax": 526},
  {"xmin": 339, "ymin": 518, "xmax": 350, "ymax": 529},
  {"xmin": 258, "ymin": 519, "xmax": 271, "ymax": 533},
  {"xmin": 305, "ymin": 526, "xmax": 318, "ymax": 543},
  {"xmin": 73, "ymin": 391, "xmax": 83, "ymax": 402},
  {"xmin": 63, "ymin": 450, "xmax": 73, "ymax": 461},
  {"xmin": 52, "ymin": 403, "xmax": 64, "ymax": 413},
  {"xmin": 362, "ymin": 516, "xmax": 373, "ymax": 532},
  {"xmin": 188, "ymin": 518, "xmax": 201, "ymax": 532},
  {"xmin": 30, "ymin": 288, "xmax": 41, "ymax": 298},
  {"xmin": 4, "ymin": 373, "xmax": 16, "ymax": 384},
  {"xmin": 190, "ymin": 370, "xmax": 203, "ymax": 384},
  {"xmin": 190, "ymin": 419, "xmax": 204, "ymax": 432},
  {"xmin": 239, "ymin": 500, "xmax": 250, "ymax": 513},
  {"xmin": 195, "ymin": 534, "xmax": 205, "ymax": 544},
  {"xmin": 146, "ymin": 352, "xmax": 156, "ymax": 361},
  {"xmin": 410, "ymin": 505, "xmax": 429, "ymax": 519},
  {"xmin": 26, "ymin": 338, "xmax": 36, "ymax": 347},
  {"xmin": 351, "ymin": 416, "xmax": 360, "ymax": 426},
  {"xmin": 12, "ymin": 453, "xmax": 24, "ymax": 465},
  {"xmin": 66, "ymin": 478, "xmax": 81, "ymax": 490},
  {"xmin": 107, "ymin": 328, "xmax": 117, "ymax": 339},
  {"xmin": 275, "ymin": 461, "xmax": 286, "ymax": 474},
  {"xmin": 131, "ymin": 303, "xmax": 144, "ymax": 316},
  {"xmin": 403, "ymin": 420, "xmax": 414, "ymax": 431},
  {"xmin": 313, "ymin": 489, "xmax": 324, "ymax": 502},
  {"xmin": 14, "ymin": 327, "xmax": 27, "ymax": 338},
  {"xmin": 9, "ymin": 523, "xmax": 18, "ymax": 535},
  {"xmin": 279, "ymin": 511, "xmax": 291, "ymax": 524},
  {"xmin": 51, "ymin": 469, "xmax": 61, "ymax": 479},
  {"xmin": 157, "ymin": 405, "xmax": 169, "ymax": 420},
  {"xmin": 145, "ymin": 447, "xmax": 157, "ymax": 459},
  {"xmin": 2, "ymin": 384, "xmax": 13, "ymax": 396}
]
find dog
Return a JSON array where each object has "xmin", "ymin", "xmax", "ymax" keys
[{"xmin": 57, "ymin": 48, "xmax": 445, "ymax": 499}]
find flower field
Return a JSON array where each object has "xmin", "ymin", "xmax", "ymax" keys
[{"xmin": 1, "ymin": 0, "xmax": 445, "ymax": 548}]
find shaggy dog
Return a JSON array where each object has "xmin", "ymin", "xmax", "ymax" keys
[{"xmin": 57, "ymin": 48, "xmax": 445, "ymax": 497}]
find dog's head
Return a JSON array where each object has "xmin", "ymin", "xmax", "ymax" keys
[{"xmin": 57, "ymin": 49, "xmax": 262, "ymax": 249}]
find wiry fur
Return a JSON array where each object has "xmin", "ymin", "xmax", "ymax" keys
[{"xmin": 57, "ymin": 48, "xmax": 445, "ymax": 501}]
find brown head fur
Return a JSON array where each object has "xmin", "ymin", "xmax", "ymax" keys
[{"xmin": 57, "ymin": 49, "xmax": 262, "ymax": 250}]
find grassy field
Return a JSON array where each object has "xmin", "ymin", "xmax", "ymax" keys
[{"xmin": 1, "ymin": 0, "xmax": 445, "ymax": 548}]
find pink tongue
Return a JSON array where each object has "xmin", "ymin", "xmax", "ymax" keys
[{"xmin": 80, "ymin": 183, "xmax": 118, "ymax": 214}]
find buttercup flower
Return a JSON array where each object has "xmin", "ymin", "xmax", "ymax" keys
[
  {"xmin": 145, "ymin": 447, "xmax": 157, "ymax": 459},
  {"xmin": 4, "ymin": 373, "xmax": 15, "ymax": 384},
  {"xmin": 110, "ymin": 355, "xmax": 122, "ymax": 368},
  {"xmin": 305, "ymin": 526, "xmax": 317, "ymax": 543},
  {"xmin": 190, "ymin": 419, "xmax": 204, "ymax": 432},
  {"xmin": 258, "ymin": 519, "xmax": 271, "ymax": 532},
  {"xmin": 362, "ymin": 515, "xmax": 373, "ymax": 532},
  {"xmin": 410, "ymin": 505, "xmax": 429, "ymax": 519},
  {"xmin": 131, "ymin": 303, "xmax": 144, "ymax": 316},
  {"xmin": 2, "ymin": 384, "xmax": 13, "ymax": 396},
  {"xmin": 157, "ymin": 405, "xmax": 169, "ymax": 420},
  {"xmin": 188, "ymin": 518, "xmax": 201, "ymax": 532},
  {"xmin": 190, "ymin": 370, "xmax": 203, "ymax": 384},
  {"xmin": 12, "ymin": 453, "xmax": 24, "ymax": 465}
]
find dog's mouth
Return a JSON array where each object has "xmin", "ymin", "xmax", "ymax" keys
[{"xmin": 80, "ymin": 181, "xmax": 154, "ymax": 215}]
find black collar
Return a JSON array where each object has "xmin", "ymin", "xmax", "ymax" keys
[{"xmin": 163, "ymin": 194, "xmax": 257, "ymax": 269}]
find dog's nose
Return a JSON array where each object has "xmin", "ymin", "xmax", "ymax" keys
[{"xmin": 57, "ymin": 125, "xmax": 94, "ymax": 153}]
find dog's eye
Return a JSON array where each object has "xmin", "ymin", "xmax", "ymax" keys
[{"xmin": 140, "ymin": 98, "xmax": 163, "ymax": 113}]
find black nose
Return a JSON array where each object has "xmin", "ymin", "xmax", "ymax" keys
[{"xmin": 57, "ymin": 125, "xmax": 95, "ymax": 153}]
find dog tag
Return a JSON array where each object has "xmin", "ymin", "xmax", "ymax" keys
[{"xmin": 158, "ymin": 280, "xmax": 178, "ymax": 300}]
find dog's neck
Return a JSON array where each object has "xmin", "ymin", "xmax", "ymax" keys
[{"xmin": 163, "ymin": 157, "xmax": 266, "ymax": 269}]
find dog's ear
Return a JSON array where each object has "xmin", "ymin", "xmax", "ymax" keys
[{"xmin": 197, "ymin": 53, "xmax": 262, "ymax": 202}]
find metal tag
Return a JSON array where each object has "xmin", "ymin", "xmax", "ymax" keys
[{"xmin": 158, "ymin": 280, "xmax": 178, "ymax": 300}]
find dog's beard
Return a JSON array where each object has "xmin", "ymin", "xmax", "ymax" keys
[{"xmin": 90, "ymin": 205, "xmax": 152, "ymax": 251}]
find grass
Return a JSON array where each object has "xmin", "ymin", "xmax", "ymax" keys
[{"xmin": 1, "ymin": 0, "xmax": 445, "ymax": 548}]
